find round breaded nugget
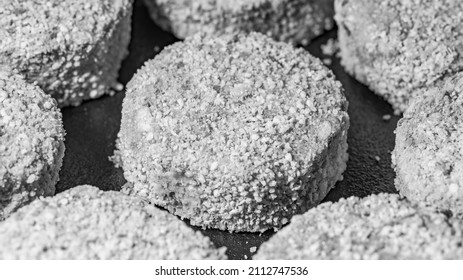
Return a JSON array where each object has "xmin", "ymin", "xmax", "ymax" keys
[
  {"xmin": 142, "ymin": 0, "xmax": 334, "ymax": 45},
  {"xmin": 255, "ymin": 193, "xmax": 463, "ymax": 259},
  {"xmin": 113, "ymin": 32, "xmax": 349, "ymax": 232},
  {"xmin": 0, "ymin": 185, "xmax": 227, "ymax": 259},
  {"xmin": 0, "ymin": 0, "xmax": 133, "ymax": 107},
  {"xmin": 335, "ymin": 0, "xmax": 463, "ymax": 114},
  {"xmin": 0, "ymin": 69, "xmax": 65, "ymax": 220},
  {"xmin": 392, "ymin": 72, "xmax": 463, "ymax": 216}
]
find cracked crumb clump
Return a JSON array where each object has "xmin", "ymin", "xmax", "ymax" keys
[
  {"xmin": 382, "ymin": 114, "xmax": 391, "ymax": 122},
  {"xmin": 335, "ymin": 0, "xmax": 463, "ymax": 114},
  {"xmin": 392, "ymin": 72, "xmax": 463, "ymax": 216},
  {"xmin": 0, "ymin": 185, "xmax": 227, "ymax": 260},
  {"xmin": 254, "ymin": 193, "xmax": 463, "ymax": 259},
  {"xmin": 142, "ymin": 0, "xmax": 335, "ymax": 45},
  {"xmin": 113, "ymin": 32, "xmax": 349, "ymax": 232},
  {"xmin": 320, "ymin": 38, "xmax": 338, "ymax": 56},
  {"xmin": 0, "ymin": 68, "xmax": 65, "ymax": 221},
  {"xmin": 0, "ymin": 0, "xmax": 133, "ymax": 107},
  {"xmin": 322, "ymin": 58, "xmax": 332, "ymax": 66}
]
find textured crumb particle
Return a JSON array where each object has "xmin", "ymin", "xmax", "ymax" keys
[
  {"xmin": 255, "ymin": 193, "xmax": 463, "ymax": 259},
  {"xmin": 250, "ymin": 247, "xmax": 257, "ymax": 253},
  {"xmin": 374, "ymin": 156, "xmax": 381, "ymax": 162},
  {"xmin": 116, "ymin": 32, "xmax": 349, "ymax": 232},
  {"xmin": 112, "ymin": 82, "xmax": 124, "ymax": 92},
  {"xmin": 382, "ymin": 114, "xmax": 392, "ymax": 121},
  {"xmin": 300, "ymin": 38, "xmax": 310, "ymax": 46},
  {"xmin": 0, "ymin": 185, "xmax": 227, "ymax": 260},
  {"xmin": 449, "ymin": 184, "xmax": 459, "ymax": 195},
  {"xmin": 322, "ymin": 58, "xmax": 332, "ymax": 65},
  {"xmin": 320, "ymin": 38, "xmax": 339, "ymax": 56}
]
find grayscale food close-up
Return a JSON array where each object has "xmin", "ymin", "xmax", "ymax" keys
[
  {"xmin": 255, "ymin": 193, "xmax": 463, "ymax": 259},
  {"xmin": 0, "ymin": 0, "xmax": 133, "ymax": 107},
  {"xmin": 393, "ymin": 72, "xmax": 463, "ymax": 217},
  {"xmin": 142, "ymin": 0, "xmax": 335, "ymax": 45},
  {"xmin": 113, "ymin": 32, "xmax": 349, "ymax": 232},
  {"xmin": 0, "ymin": 185, "xmax": 227, "ymax": 259},
  {"xmin": 0, "ymin": 0, "xmax": 462, "ymax": 261},
  {"xmin": 335, "ymin": 0, "xmax": 463, "ymax": 114},
  {"xmin": 0, "ymin": 68, "xmax": 65, "ymax": 221}
]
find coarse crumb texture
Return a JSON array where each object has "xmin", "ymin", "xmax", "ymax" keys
[
  {"xmin": 335, "ymin": 0, "xmax": 463, "ymax": 114},
  {"xmin": 254, "ymin": 193, "xmax": 463, "ymax": 259},
  {"xmin": 0, "ymin": 185, "xmax": 227, "ymax": 260},
  {"xmin": 320, "ymin": 38, "xmax": 339, "ymax": 57},
  {"xmin": 142, "ymin": 0, "xmax": 334, "ymax": 45},
  {"xmin": 0, "ymin": 0, "xmax": 133, "ymax": 107},
  {"xmin": 392, "ymin": 72, "xmax": 463, "ymax": 216},
  {"xmin": 0, "ymin": 69, "xmax": 65, "ymax": 220},
  {"xmin": 113, "ymin": 32, "xmax": 349, "ymax": 232}
]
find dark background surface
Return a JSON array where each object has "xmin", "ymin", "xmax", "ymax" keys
[{"xmin": 57, "ymin": 0, "xmax": 400, "ymax": 260}]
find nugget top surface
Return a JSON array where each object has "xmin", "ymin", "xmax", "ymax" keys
[
  {"xmin": 255, "ymin": 193, "xmax": 463, "ymax": 259},
  {"xmin": 335, "ymin": 0, "xmax": 463, "ymax": 113},
  {"xmin": 115, "ymin": 32, "xmax": 349, "ymax": 232},
  {"xmin": 0, "ymin": 69, "xmax": 64, "ymax": 220},
  {"xmin": 0, "ymin": 185, "xmax": 227, "ymax": 259},
  {"xmin": 393, "ymin": 72, "xmax": 463, "ymax": 215},
  {"xmin": 143, "ymin": 0, "xmax": 334, "ymax": 45}
]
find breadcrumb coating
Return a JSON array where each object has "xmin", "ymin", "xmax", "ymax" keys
[
  {"xmin": 0, "ymin": 185, "xmax": 227, "ymax": 260},
  {"xmin": 0, "ymin": 68, "xmax": 65, "ymax": 220},
  {"xmin": 0, "ymin": 0, "xmax": 133, "ymax": 107},
  {"xmin": 113, "ymin": 32, "xmax": 349, "ymax": 232},
  {"xmin": 142, "ymin": 0, "xmax": 334, "ymax": 45},
  {"xmin": 393, "ymin": 72, "xmax": 463, "ymax": 216},
  {"xmin": 335, "ymin": 0, "xmax": 463, "ymax": 114},
  {"xmin": 255, "ymin": 193, "xmax": 463, "ymax": 259}
]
